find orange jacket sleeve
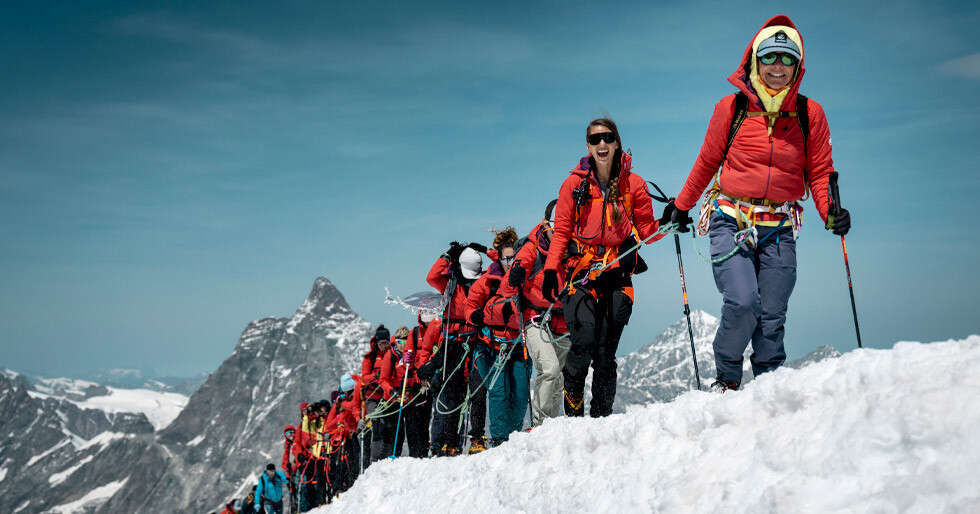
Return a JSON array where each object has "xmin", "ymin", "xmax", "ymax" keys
[
  {"xmin": 544, "ymin": 176, "xmax": 577, "ymax": 272},
  {"xmin": 805, "ymin": 99, "xmax": 835, "ymax": 222},
  {"xmin": 629, "ymin": 174, "xmax": 662, "ymax": 243}
]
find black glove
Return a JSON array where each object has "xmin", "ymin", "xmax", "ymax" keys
[
  {"xmin": 541, "ymin": 269, "xmax": 560, "ymax": 303},
  {"xmin": 508, "ymin": 260, "xmax": 526, "ymax": 288},
  {"xmin": 660, "ymin": 200, "xmax": 692, "ymax": 233},
  {"xmin": 467, "ymin": 242, "xmax": 488, "ymax": 254},
  {"xmin": 634, "ymin": 254, "xmax": 649, "ymax": 275},
  {"xmin": 502, "ymin": 301, "xmax": 514, "ymax": 321},
  {"xmin": 829, "ymin": 208, "xmax": 851, "ymax": 236},
  {"xmin": 444, "ymin": 241, "xmax": 465, "ymax": 262},
  {"xmin": 417, "ymin": 359, "xmax": 439, "ymax": 383},
  {"xmin": 469, "ymin": 309, "xmax": 484, "ymax": 326}
]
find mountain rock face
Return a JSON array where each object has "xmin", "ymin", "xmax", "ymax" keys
[
  {"xmin": 614, "ymin": 311, "xmax": 840, "ymax": 411},
  {"xmin": 0, "ymin": 277, "xmax": 372, "ymax": 513},
  {"xmin": 0, "ymin": 373, "xmax": 159, "ymax": 514}
]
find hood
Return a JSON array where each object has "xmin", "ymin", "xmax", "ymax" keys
[
  {"xmin": 283, "ymin": 425, "xmax": 296, "ymax": 437},
  {"xmin": 572, "ymin": 151, "xmax": 633, "ymax": 180},
  {"xmin": 728, "ymin": 15, "xmax": 806, "ymax": 112},
  {"xmin": 487, "ymin": 261, "xmax": 506, "ymax": 277},
  {"xmin": 299, "ymin": 402, "xmax": 309, "ymax": 413}
]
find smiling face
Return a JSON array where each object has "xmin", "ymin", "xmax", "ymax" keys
[
  {"xmin": 586, "ymin": 125, "xmax": 619, "ymax": 169},
  {"xmin": 757, "ymin": 55, "xmax": 796, "ymax": 90},
  {"xmin": 499, "ymin": 247, "xmax": 516, "ymax": 271}
]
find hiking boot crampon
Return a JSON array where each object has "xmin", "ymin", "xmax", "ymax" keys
[
  {"xmin": 709, "ymin": 379, "xmax": 739, "ymax": 393},
  {"xmin": 468, "ymin": 436, "xmax": 488, "ymax": 454},
  {"xmin": 564, "ymin": 389, "xmax": 584, "ymax": 417}
]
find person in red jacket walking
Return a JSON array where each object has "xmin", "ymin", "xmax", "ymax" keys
[
  {"xmin": 502, "ymin": 203, "xmax": 571, "ymax": 426},
  {"xmin": 359, "ymin": 325, "xmax": 390, "ymax": 469},
  {"xmin": 541, "ymin": 118, "xmax": 663, "ymax": 418},
  {"xmin": 665, "ymin": 15, "xmax": 851, "ymax": 392},
  {"xmin": 465, "ymin": 227, "xmax": 528, "ymax": 446},
  {"xmin": 379, "ymin": 326, "xmax": 430, "ymax": 457},
  {"xmin": 325, "ymin": 373, "xmax": 362, "ymax": 498},
  {"xmin": 280, "ymin": 425, "xmax": 298, "ymax": 513},
  {"xmin": 418, "ymin": 243, "xmax": 484, "ymax": 456}
]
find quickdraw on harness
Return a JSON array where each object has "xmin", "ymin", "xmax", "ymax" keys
[{"xmin": 690, "ymin": 91, "xmax": 811, "ymax": 264}]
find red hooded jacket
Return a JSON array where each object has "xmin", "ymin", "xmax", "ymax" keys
[
  {"xmin": 379, "ymin": 346, "xmax": 424, "ymax": 402},
  {"xmin": 281, "ymin": 425, "xmax": 297, "ymax": 479},
  {"xmin": 325, "ymin": 377, "xmax": 363, "ymax": 444},
  {"xmin": 426, "ymin": 257, "xmax": 479, "ymax": 334},
  {"xmin": 497, "ymin": 223, "xmax": 568, "ymax": 334},
  {"xmin": 675, "ymin": 15, "xmax": 835, "ymax": 222},
  {"xmin": 545, "ymin": 152, "xmax": 661, "ymax": 273},
  {"xmin": 360, "ymin": 337, "xmax": 389, "ymax": 401},
  {"xmin": 465, "ymin": 262, "xmax": 521, "ymax": 347}
]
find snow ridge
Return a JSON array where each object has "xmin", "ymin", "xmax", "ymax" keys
[{"xmin": 324, "ymin": 336, "xmax": 980, "ymax": 513}]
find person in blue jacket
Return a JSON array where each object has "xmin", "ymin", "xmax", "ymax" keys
[{"xmin": 254, "ymin": 463, "xmax": 289, "ymax": 514}]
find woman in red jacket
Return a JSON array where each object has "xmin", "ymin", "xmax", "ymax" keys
[
  {"xmin": 541, "ymin": 118, "xmax": 662, "ymax": 418},
  {"xmin": 665, "ymin": 15, "xmax": 851, "ymax": 391},
  {"xmin": 464, "ymin": 227, "xmax": 523, "ymax": 447},
  {"xmin": 359, "ymin": 325, "xmax": 389, "ymax": 468},
  {"xmin": 325, "ymin": 373, "xmax": 362, "ymax": 497}
]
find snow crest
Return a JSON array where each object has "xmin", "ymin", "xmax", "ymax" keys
[{"xmin": 323, "ymin": 337, "xmax": 980, "ymax": 513}]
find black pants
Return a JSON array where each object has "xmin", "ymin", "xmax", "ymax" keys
[
  {"xmin": 562, "ymin": 271, "xmax": 633, "ymax": 417},
  {"xmin": 328, "ymin": 437, "xmax": 360, "ymax": 497},
  {"xmin": 362, "ymin": 398, "xmax": 388, "ymax": 470},
  {"xmin": 388, "ymin": 391, "xmax": 432, "ymax": 457},
  {"xmin": 312, "ymin": 457, "xmax": 329, "ymax": 506},
  {"xmin": 429, "ymin": 342, "xmax": 467, "ymax": 451},
  {"xmin": 467, "ymin": 351, "xmax": 487, "ymax": 440}
]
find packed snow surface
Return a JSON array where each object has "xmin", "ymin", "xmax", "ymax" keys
[
  {"xmin": 71, "ymin": 387, "xmax": 188, "ymax": 430},
  {"xmin": 323, "ymin": 337, "xmax": 980, "ymax": 513}
]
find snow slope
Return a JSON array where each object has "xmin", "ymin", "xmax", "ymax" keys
[
  {"xmin": 323, "ymin": 336, "xmax": 980, "ymax": 513},
  {"xmin": 70, "ymin": 387, "xmax": 187, "ymax": 430}
]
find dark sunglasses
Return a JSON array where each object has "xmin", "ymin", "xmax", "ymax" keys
[
  {"xmin": 500, "ymin": 256, "xmax": 514, "ymax": 265},
  {"xmin": 759, "ymin": 53, "xmax": 798, "ymax": 66},
  {"xmin": 587, "ymin": 132, "xmax": 616, "ymax": 145}
]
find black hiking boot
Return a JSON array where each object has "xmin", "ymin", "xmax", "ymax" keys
[{"xmin": 709, "ymin": 379, "xmax": 739, "ymax": 393}]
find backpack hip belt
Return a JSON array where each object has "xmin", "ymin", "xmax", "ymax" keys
[{"xmin": 697, "ymin": 189, "xmax": 803, "ymax": 242}]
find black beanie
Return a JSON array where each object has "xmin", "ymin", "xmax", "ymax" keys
[
  {"xmin": 375, "ymin": 325, "xmax": 390, "ymax": 341},
  {"xmin": 266, "ymin": 463, "xmax": 275, "ymax": 471}
]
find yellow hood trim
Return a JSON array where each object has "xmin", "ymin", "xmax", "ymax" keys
[{"xmin": 748, "ymin": 25, "xmax": 804, "ymax": 120}]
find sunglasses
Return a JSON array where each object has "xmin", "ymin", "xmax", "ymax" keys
[
  {"xmin": 759, "ymin": 53, "xmax": 798, "ymax": 66},
  {"xmin": 587, "ymin": 132, "xmax": 616, "ymax": 145},
  {"xmin": 500, "ymin": 256, "xmax": 514, "ymax": 265}
]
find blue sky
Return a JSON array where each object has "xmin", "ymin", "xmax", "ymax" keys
[{"xmin": 1, "ymin": 1, "xmax": 978, "ymax": 377}]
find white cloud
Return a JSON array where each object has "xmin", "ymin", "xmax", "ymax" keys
[{"xmin": 939, "ymin": 52, "xmax": 980, "ymax": 79}]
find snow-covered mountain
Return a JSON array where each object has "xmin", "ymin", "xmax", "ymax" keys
[
  {"xmin": 324, "ymin": 336, "xmax": 980, "ymax": 513},
  {"xmin": 0, "ymin": 277, "xmax": 372, "ymax": 513},
  {"xmin": 615, "ymin": 310, "xmax": 839, "ymax": 411}
]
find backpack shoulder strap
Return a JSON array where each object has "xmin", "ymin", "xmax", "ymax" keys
[{"xmin": 723, "ymin": 92, "xmax": 749, "ymax": 165}]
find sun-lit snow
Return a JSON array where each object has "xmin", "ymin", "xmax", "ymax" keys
[
  {"xmin": 322, "ymin": 336, "xmax": 980, "ymax": 513},
  {"xmin": 71, "ymin": 387, "xmax": 188, "ymax": 430},
  {"xmin": 47, "ymin": 478, "xmax": 128, "ymax": 513}
]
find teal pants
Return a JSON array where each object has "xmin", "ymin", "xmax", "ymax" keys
[{"xmin": 474, "ymin": 344, "xmax": 531, "ymax": 441}]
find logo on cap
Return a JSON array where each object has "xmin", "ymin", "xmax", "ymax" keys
[{"xmin": 775, "ymin": 32, "xmax": 787, "ymax": 42}]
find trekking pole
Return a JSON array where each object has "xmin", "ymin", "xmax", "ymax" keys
[
  {"xmin": 673, "ymin": 233, "xmax": 703, "ymax": 390},
  {"xmin": 390, "ymin": 359, "xmax": 411, "ymax": 459},
  {"xmin": 828, "ymin": 172, "xmax": 863, "ymax": 348}
]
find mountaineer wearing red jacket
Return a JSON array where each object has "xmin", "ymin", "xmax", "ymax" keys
[
  {"xmin": 465, "ymin": 227, "xmax": 528, "ymax": 446},
  {"xmin": 419, "ymin": 243, "xmax": 484, "ymax": 456},
  {"xmin": 500, "ymin": 205, "xmax": 571, "ymax": 426},
  {"xmin": 665, "ymin": 15, "xmax": 851, "ymax": 391},
  {"xmin": 359, "ymin": 325, "xmax": 390, "ymax": 469},
  {"xmin": 541, "ymin": 118, "xmax": 663, "ymax": 418},
  {"xmin": 379, "ymin": 326, "xmax": 430, "ymax": 457},
  {"xmin": 325, "ymin": 373, "xmax": 362, "ymax": 497},
  {"xmin": 280, "ymin": 425, "xmax": 299, "ymax": 513}
]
